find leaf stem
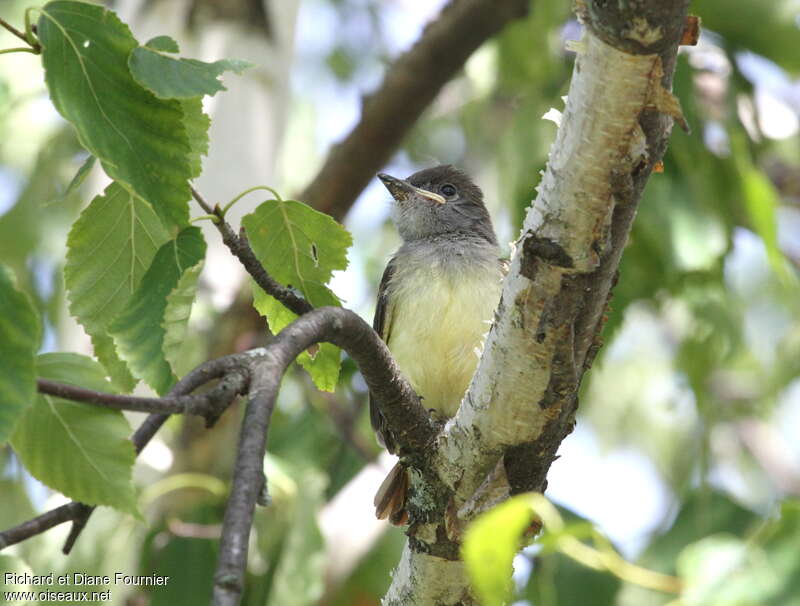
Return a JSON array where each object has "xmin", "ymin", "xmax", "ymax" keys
[
  {"xmin": 0, "ymin": 47, "xmax": 38, "ymax": 55},
  {"xmin": 190, "ymin": 214, "xmax": 221, "ymax": 224},
  {"xmin": 527, "ymin": 494, "xmax": 682, "ymax": 594},
  {"xmin": 24, "ymin": 8, "xmax": 40, "ymax": 49},
  {"xmin": 221, "ymin": 185, "xmax": 284, "ymax": 216}
]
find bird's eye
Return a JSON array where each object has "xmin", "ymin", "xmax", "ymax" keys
[{"xmin": 440, "ymin": 183, "xmax": 457, "ymax": 197}]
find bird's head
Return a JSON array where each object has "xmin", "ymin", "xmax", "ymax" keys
[{"xmin": 378, "ymin": 165, "xmax": 497, "ymax": 245}]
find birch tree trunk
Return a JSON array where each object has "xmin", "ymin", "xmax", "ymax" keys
[{"xmin": 384, "ymin": 1, "xmax": 691, "ymax": 603}]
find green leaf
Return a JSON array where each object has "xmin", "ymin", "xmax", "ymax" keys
[
  {"xmin": 109, "ymin": 227, "xmax": 206, "ymax": 394},
  {"xmin": 463, "ymin": 494, "xmax": 537, "ymax": 606},
  {"xmin": 10, "ymin": 353, "xmax": 138, "ymax": 514},
  {"xmin": 162, "ymin": 259, "xmax": 204, "ymax": 375},
  {"xmin": 252, "ymin": 281, "xmax": 342, "ymax": 392},
  {"xmin": 181, "ymin": 97, "xmax": 210, "ymax": 179},
  {"xmin": 243, "ymin": 196, "xmax": 352, "ymax": 391},
  {"xmin": 38, "ymin": 1, "xmax": 194, "ymax": 228},
  {"xmin": 129, "ymin": 45, "xmax": 253, "ymax": 99},
  {"xmin": 144, "ymin": 35, "xmax": 180, "ymax": 53},
  {"xmin": 65, "ymin": 182, "xmax": 170, "ymax": 391},
  {"xmin": 0, "ymin": 266, "xmax": 41, "ymax": 443},
  {"xmin": 91, "ymin": 333, "xmax": 137, "ymax": 393}
]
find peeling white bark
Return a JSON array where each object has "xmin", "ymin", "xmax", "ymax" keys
[
  {"xmin": 383, "ymin": 544, "xmax": 475, "ymax": 606},
  {"xmin": 385, "ymin": 26, "xmax": 680, "ymax": 605}
]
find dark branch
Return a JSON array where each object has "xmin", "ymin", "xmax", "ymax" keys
[
  {"xmin": 0, "ymin": 16, "xmax": 34, "ymax": 47},
  {"xmin": 190, "ymin": 185, "xmax": 313, "ymax": 316},
  {"xmin": 299, "ymin": 0, "xmax": 530, "ymax": 220},
  {"xmin": 36, "ymin": 377, "xmax": 245, "ymax": 418},
  {"xmin": 214, "ymin": 306, "xmax": 433, "ymax": 604},
  {"xmin": 0, "ymin": 503, "xmax": 85, "ymax": 550}
]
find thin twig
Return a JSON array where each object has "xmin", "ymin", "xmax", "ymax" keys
[
  {"xmin": 0, "ymin": 503, "xmax": 86, "ymax": 550},
  {"xmin": 0, "ymin": 16, "xmax": 31, "ymax": 45},
  {"xmin": 37, "ymin": 378, "xmax": 202, "ymax": 414}
]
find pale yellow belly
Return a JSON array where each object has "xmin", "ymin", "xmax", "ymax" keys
[{"xmin": 386, "ymin": 271, "xmax": 501, "ymax": 418}]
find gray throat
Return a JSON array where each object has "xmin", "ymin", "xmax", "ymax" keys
[{"xmin": 391, "ymin": 233, "xmax": 501, "ymax": 281}]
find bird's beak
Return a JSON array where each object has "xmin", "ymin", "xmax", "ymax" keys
[{"xmin": 378, "ymin": 173, "xmax": 446, "ymax": 205}]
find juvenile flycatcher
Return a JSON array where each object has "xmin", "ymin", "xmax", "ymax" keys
[{"xmin": 371, "ymin": 165, "xmax": 503, "ymax": 524}]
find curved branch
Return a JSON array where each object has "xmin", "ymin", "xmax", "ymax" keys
[
  {"xmin": 300, "ymin": 0, "xmax": 530, "ymax": 220},
  {"xmin": 213, "ymin": 306, "xmax": 434, "ymax": 605},
  {"xmin": 36, "ymin": 375, "xmax": 246, "ymax": 418}
]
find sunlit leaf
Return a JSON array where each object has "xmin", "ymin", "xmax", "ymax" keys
[
  {"xmin": 10, "ymin": 354, "xmax": 138, "ymax": 514},
  {"xmin": 243, "ymin": 196, "xmax": 351, "ymax": 391},
  {"xmin": 38, "ymin": 0, "xmax": 193, "ymax": 228},
  {"xmin": 463, "ymin": 494, "xmax": 537, "ymax": 606},
  {"xmin": 0, "ymin": 266, "xmax": 40, "ymax": 444},
  {"xmin": 181, "ymin": 97, "xmax": 210, "ymax": 179},
  {"xmin": 109, "ymin": 227, "xmax": 206, "ymax": 394},
  {"xmin": 130, "ymin": 37, "xmax": 253, "ymax": 99},
  {"xmin": 144, "ymin": 35, "xmax": 180, "ymax": 54}
]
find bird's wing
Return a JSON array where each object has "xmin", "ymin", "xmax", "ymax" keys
[{"xmin": 370, "ymin": 258, "xmax": 397, "ymax": 453}]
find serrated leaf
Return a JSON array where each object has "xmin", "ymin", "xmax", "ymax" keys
[
  {"xmin": 129, "ymin": 45, "xmax": 253, "ymax": 99},
  {"xmin": 242, "ymin": 198, "xmax": 352, "ymax": 287},
  {"xmin": 65, "ymin": 182, "xmax": 170, "ymax": 391},
  {"xmin": 162, "ymin": 260, "xmax": 204, "ymax": 375},
  {"xmin": 243, "ymin": 197, "xmax": 351, "ymax": 391},
  {"xmin": 181, "ymin": 97, "xmax": 210, "ymax": 178},
  {"xmin": 91, "ymin": 333, "xmax": 136, "ymax": 393},
  {"xmin": 10, "ymin": 353, "xmax": 138, "ymax": 514},
  {"xmin": 38, "ymin": 1, "xmax": 194, "ymax": 228},
  {"xmin": 109, "ymin": 227, "xmax": 206, "ymax": 394},
  {"xmin": 144, "ymin": 35, "xmax": 179, "ymax": 53},
  {"xmin": 0, "ymin": 266, "xmax": 41, "ymax": 443},
  {"xmin": 463, "ymin": 494, "xmax": 537, "ymax": 606}
]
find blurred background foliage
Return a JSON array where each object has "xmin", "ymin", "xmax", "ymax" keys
[{"xmin": 1, "ymin": 0, "xmax": 799, "ymax": 604}]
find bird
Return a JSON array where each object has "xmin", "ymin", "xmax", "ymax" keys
[{"xmin": 370, "ymin": 165, "xmax": 504, "ymax": 524}]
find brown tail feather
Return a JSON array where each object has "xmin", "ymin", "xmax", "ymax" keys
[{"xmin": 374, "ymin": 462, "xmax": 409, "ymax": 525}]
